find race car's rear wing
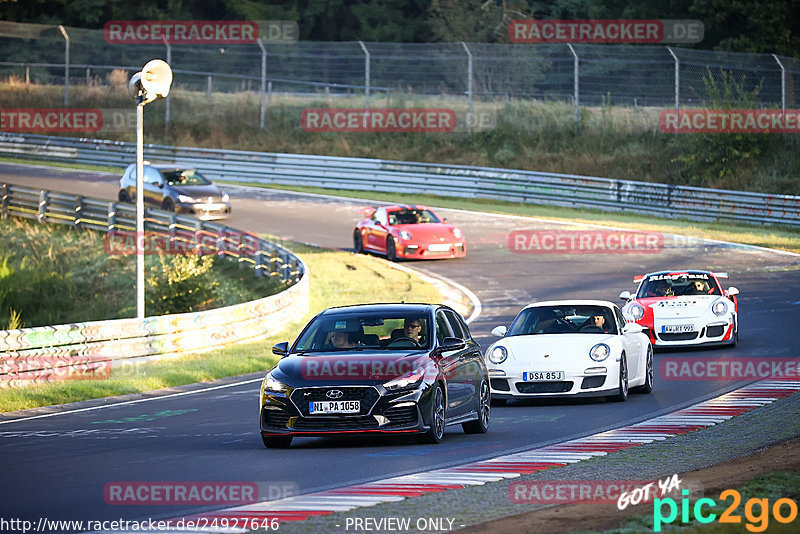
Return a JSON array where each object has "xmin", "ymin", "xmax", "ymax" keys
[
  {"xmin": 359, "ymin": 206, "xmax": 377, "ymax": 218},
  {"xmin": 713, "ymin": 272, "xmax": 729, "ymax": 278}
]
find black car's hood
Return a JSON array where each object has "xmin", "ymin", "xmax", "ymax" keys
[
  {"xmin": 169, "ymin": 184, "xmax": 223, "ymax": 198},
  {"xmin": 275, "ymin": 350, "xmax": 432, "ymax": 386}
]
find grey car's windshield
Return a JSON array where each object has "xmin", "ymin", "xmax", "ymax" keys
[
  {"xmin": 161, "ymin": 169, "xmax": 211, "ymax": 186},
  {"xmin": 507, "ymin": 305, "xmax": 618, "ymax": 335},
  {"xmin": 294, "ymin": 312, "xmax": 431, "ymax": 352}
]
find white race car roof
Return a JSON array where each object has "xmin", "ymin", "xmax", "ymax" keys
[{"xmin": 520, "ymin": 300, "xmax": 618, "ymax": 311}]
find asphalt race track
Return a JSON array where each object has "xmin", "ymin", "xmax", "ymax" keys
[{"xmin": 2, "ymin": 162, "xmax": 800, "ymax": 528}]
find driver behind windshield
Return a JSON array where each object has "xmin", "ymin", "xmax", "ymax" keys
[{"xmin": 390, "ymin": 317, "xmax": 426, "ymax": 344}]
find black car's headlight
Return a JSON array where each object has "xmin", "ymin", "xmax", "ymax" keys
[
  {"xmin": 383, "ymin": 367, "xmax": 425, "ymax": 390},
  {"xmin": 177, "ymin": 194, "xmax": 194, "ymax": 203},
  {"xmin": 263, "ymin": 373, "xmax": 290, "ymax": 393},
  {"xmin": 589, "ymin": 343, "xmax": 611, "ymax": 362}
]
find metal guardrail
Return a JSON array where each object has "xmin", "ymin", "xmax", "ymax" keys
[
  {"xmin": 1, "ymin": 132, "xmax": 799, "ymax": 227},
  {"xmin": 0, "ymin": 182, "xmax": 308, "ymax": 384}
]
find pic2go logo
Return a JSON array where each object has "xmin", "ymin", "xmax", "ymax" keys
[{"xmin": 654, "ymin": 489, "xmax": 799, "ymax": 532}]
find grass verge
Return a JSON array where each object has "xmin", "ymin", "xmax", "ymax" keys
[
  {"xmin": 220, "ymin": 181, "xmax": 800, "ymax": 256},
  {"xmin": 0, "ymin": 241, "xmax": 444, "ymax": 413}
]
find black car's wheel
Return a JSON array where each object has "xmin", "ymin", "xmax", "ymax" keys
[
  {"xmin": 607, "ymin": 353, "xmax": 629, "ymax": 402},
  {"xmin": 386, "ymin": 237, "xmax": 397, "ymax": 262},
  {"xmin": 353, "ymin": 230, "xmax": 364, "ymax": 254},
  {"xmin": 633, "ymin": 345, "xmax": 654, "ymax": 394},
  {"xmin": 262, "ymin": 435, "xmax": 292, "ymax": 449},
  {"xmin": 118, "ymin": 190, "xmax": 131, "ymax": 203},
  {"xmin": 162, "ymin": 198, "xmax": 175, "ymax": 212},
  {"xmin": 463, "ymin": 379, "xmax": 490, "ymax": 434},
  {"xmin": 418, "ymin": 385, "xmax": 445, "ymax": 444}
]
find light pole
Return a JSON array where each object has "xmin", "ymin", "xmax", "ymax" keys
[{"xmin": 128, "ymin": 59, "xmax": 173, "ymax": 320}]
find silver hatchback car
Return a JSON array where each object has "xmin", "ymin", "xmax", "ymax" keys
[{"xmin": 118, "ymin": 163, "xmax": 231, "ymax": 220}]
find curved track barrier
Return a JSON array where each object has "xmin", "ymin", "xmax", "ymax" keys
[
  {"xmin": 0, "ymin": 183, "xmax": 308, "ymax": 385},
  {"xmin": 1, "ymin": 133, "xmax": 798, "ymax": 227}
]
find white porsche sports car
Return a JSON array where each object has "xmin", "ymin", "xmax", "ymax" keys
[
  {"xmin": 619, "ymin": 270, "xmax": 739, "ymax": 347},
  {"xmin": 486, "ymin": 300, "xmax": 653, "ymax": 403}
]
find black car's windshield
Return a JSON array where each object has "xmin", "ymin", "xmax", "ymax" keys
[
  {"xmin": 294, "ymin": 312, "xmax": 431, "ymax": 352},
  {"xmin": 637, "ymin": 273, "xmax": 720, "ymax": 298},
  {"xmin": 388, "ymin": 209, "xmax": 440, "ymax": 225},
  {"xmin": 161, "ymin": 169, "xmax": 211, "ymax": 186},
  {"xmin": 507, "ymin": 305, "xmax": 618, "ymax": 335}
]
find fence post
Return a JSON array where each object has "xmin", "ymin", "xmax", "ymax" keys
[
  {"xmin": 257, "ymin": 38, "xmax": 266, "ymax": 129},
  {"xmin": 268, "ymin": 81, "xmax": 272, "ymax": 108},
  {"xmin": 358, "ymin": 41, "xmax": 370, "ymax": 110},
  {"xmin": 255, "ymin": 247, "xmax": 264, "ymax": 278},
  {"xmin": 107, "ymin": 201, "xmax": 116, "ymax": 232},
  {"xmin": 164, "ymin": 38, "xmax": 171, "ymax": 129},
  {"xmin": 667, "ymin": 46, "xmax": 679, "ymax": 131},
  {"xmin": 772, "ymin": 54, "xmax": 786, "ymax": 113},
  {"xmin": 37, "ymin": 190, "xmax": 48, "ymax": 223},
  {"xmin": 1, "ymin": 184, "xmax": 8, "ymax": 219},
  {"xmin": 58, "ymin": 25, "xmax": 69, "ymax": 106},
  {"xmin": 461, "ymin": 42, "xmax": 473, "ymax": 133},
  {"xmin": 207, "ymin": 75, "xmax": 212, "ymax": 96},
  {"xmin": 73, "ymin": 195, "xmax": 83, "ymax": 231},
  {"xmin": 567, "ymin": 43, "xmax": 579, "ymax": 135}
]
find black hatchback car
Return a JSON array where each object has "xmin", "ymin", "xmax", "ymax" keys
[
  {"xmin": 260, "ymin": 303, "xmax": 490, "ymax": 448},
  {"xmin": 118, "ymin": 163, "xmax": 231, "ymax": 220}
]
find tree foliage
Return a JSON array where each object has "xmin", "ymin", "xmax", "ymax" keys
[{"xmin": 0, "ymin": 0, "xmax": 795, "ymax": 52}]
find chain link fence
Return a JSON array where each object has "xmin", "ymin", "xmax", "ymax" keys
[{"xmin": 0, "ymin": 21, "xmax": 797, "ymax": 129}]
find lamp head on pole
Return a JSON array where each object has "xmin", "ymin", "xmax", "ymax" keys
[{"xmin": 128, "ymin": 59, "xmax": 173, "ymax": 105}]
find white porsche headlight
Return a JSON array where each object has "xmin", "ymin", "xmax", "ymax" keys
[
  {"xmin": 629, "ymin": 303, "xmax": 645, "ymax": 320},
  {"xmin": 488, "ymin": 346, "xmax": 508, "ymax": 364},
  {"xmin": 453, "ymin": 228, "xmax": 463, "ymax": 239},
  {"xmin": 712, "ymin": 300, "xmax": 728, "ymax": 316},
  {"xmin": 589, "ymin": 343, "xmax": 610, "ymax": 362},
  {"xmin": 399, "ymin": 230, "xmax": 412, "ymax": 240},
  {"xmin": 222, "ymin": 192, "xmax": 230, "ymax": 202}
]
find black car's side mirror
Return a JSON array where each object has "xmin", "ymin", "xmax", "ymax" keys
[
  {"xmin": 157, "ymin": 182, "xmax": 164, "ymax": 189},
  {"xmin": 272, "ymin": 341, "xmax": 289, "ymax": 357},
  {"xmin": 439, "ymin": 337, "xmax": 466, "ymax": 352}
]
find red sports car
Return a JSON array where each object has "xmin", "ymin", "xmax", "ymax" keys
[{"xmin": 353, "ymin": 205, "xmax": 466, "ymax": 261}]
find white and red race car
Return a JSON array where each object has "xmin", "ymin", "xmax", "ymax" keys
[{"xmin": 620, "ymin": 270, "xmax": 739, "ymax": 347}]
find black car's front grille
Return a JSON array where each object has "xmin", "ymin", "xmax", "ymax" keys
[
  {"xmin": 581, "ymin": 376, "xmax": 606, "ymax": 390},
  {"xmin": 293, "ymin": 415, "xmax": 379, "ymax": 431},
  {"xmin": 262, "ymin": 409, "xmax": 291, "ymax": 429},
  {"xmin": 658, "ymin": 332, "xmax": 699, "ymax": 341},
  {"xmin": 491, "ymin": 378, "xmax": 511, "ymax": 391},
  {"xmin": 384, "ymin": 405, "xmax": 418, "ymax": 427},
  {"xmin": 516, "ymin": 381, "xmax": 574, "ymax": 393},
  {"xmin": 290, "ymin": 387, "xmax": 381, "ymax": 416},
  {"xmin": 705, "ymin": 325, "xmax": 725, "ymax": 337}
]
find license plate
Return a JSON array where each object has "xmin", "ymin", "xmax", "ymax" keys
[
  {"xmin": 523, "ymin": 371, "xmax": 565, "ymax": 381},
  {"xmin": 197, "ymin": 203, "xmax": 224, "ymax": 210},
  {"xmin": 662, "ymin": 324, "xmax": 694, "ymax": 333},
  {"xmin": 427, "ymin": 243, "xmax": 451, "ymax": 252},
  {"xmin": 309, "ymin": 400, "xmax": 360, "ymax": 414}
]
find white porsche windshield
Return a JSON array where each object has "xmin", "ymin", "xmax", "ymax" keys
[{"xmin": 507, "ymin": 306, "xmax": 617, "ymax": 335}]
